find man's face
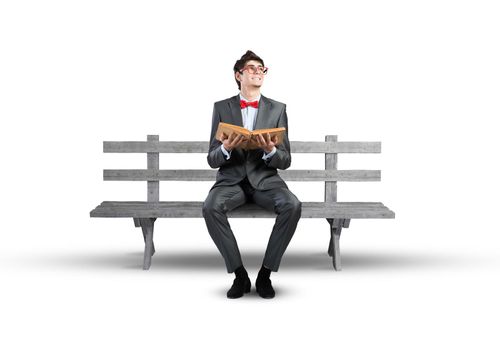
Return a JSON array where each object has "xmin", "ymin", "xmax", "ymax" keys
[{"xmin": 236, "ymin": 60, "xmax": 266, "ymax": 89}]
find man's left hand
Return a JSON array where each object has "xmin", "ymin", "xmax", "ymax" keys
[{"xmin": 255, "ymin": 133, "xmax": 277, "ymax": 153}]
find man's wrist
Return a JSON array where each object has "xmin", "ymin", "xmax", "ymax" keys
[
  {"xmin": 264, "ymin": 146, "xmax": 276, "ymax": 154},
  {"xmin": 220, "ymin": 144, "xmax": 232, "ymax": 160}
]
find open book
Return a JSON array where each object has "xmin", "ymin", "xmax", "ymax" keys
[{"xmin": 215, "ymin": 122, "xmax": 286, "ymax": 150}]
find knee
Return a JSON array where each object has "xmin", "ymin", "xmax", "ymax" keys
[
  {"xmin": 202, "ymin": 200, "xmax": 213, "ymax": 217},
  {"xmin": 280, "ymin": 198, "xmax": 301, "ymax": 215},
  {"xmin": 292, "ymin": 200, "xmax": 302, "ymax": 215},
  {"xmin": 202, "ymin": 199, "xmax": 224, "ymax": 217}
]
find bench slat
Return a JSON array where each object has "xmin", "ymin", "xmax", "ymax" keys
[
  {"xmin": 90, "ymin": 201, "xmax": 395, "ymax": 219},
  {"xmin": 103, "ymin": 169, "xmax": 381, "ymax": 182},
  {"xmin": 103, "ymin": 141, "xmax": 381, "ymax": 154},
  {"xmin": 99, "ymin": 201, "xmax": 386, "ymax": 206}
]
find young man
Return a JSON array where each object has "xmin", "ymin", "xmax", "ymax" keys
[{"xmin": 202, "ymin": 50, "xmax": 301, "ymax": 299}]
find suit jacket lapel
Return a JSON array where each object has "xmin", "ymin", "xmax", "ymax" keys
[
  {"xmin": 254, "ymin": 94, "xmax": 271, "ymax": 130},
  {"xmin": 229, "ymin": 95, "xmax": 243, "ymax": 127}
]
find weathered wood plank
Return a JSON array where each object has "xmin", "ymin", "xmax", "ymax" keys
[
  {"xmin": 90, "ymin": 201, "xmax": 395, "ymax": 219},
  {"xmin": 325, "ymin": 135, "xmax": 337, "ymax": 203},
  {"xmin": 101, "ymin": 201, "xmax": 386, "ymax": 207},
  {"xmin": 103, "ymin": 169, "xmax": 381, "ymax": 182},
  {"xmin": 90, "ymin": 210, "xmax": 395, "ymax": 219},
  {"xmin": 103, "ymin": 141, "xmax": 381, "ymax": 154},
  {"xmin": 147, "ymin": 135, "xmax": 160, "ymax": 202}
]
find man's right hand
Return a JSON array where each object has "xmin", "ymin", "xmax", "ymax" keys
[{"xmin": 222, "ymin": 133, "xmax": 246, "ymax": 151}]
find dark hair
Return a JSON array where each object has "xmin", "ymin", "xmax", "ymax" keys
[{"xmin": 233, "ymin": 50, "xmax": 265, "ymax": 90}]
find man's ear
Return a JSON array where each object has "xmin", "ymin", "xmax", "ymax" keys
[{"xmin": 235, "ymin": 72, "xmax": 241, "ymax": 82}]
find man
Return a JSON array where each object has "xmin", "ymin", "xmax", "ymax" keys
[{"xmin": 202, "ymin": 50, "xmax": 302, "ymax": 299}]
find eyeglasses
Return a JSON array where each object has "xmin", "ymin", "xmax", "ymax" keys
[{"xmin": 239, "ymin": 65, "xmax": 268, "ymax": 75}]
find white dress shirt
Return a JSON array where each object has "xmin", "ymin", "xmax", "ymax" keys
[{"xmin": 220, "ymin": 93, "xmax": 277, "ymax": 161}]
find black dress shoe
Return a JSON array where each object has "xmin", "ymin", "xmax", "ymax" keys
[
  {"xmin": 226, "ymin": 276, "xmax": 251, "ymax": 299},
  {"xmin": 255, "ymin": 277, "xmax": 275, "ymax": 299}
]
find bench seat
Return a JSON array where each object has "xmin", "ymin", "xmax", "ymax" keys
[{"xmin": 90, "ymin": 201, "xmax": 395, "ymax": 219}]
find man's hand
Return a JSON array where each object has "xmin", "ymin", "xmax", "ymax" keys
[
  {"xmin": 222, "ymin": 133, "xmax": 246, "ymax": 151},
  {"xmin": 255, "ymin": 133, "xmax": 277, "ymax": 153}
]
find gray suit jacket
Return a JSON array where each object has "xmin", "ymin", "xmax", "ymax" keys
[{"xmin": 207, "ymin": 94, "xmax": 291, "ymax": 191}]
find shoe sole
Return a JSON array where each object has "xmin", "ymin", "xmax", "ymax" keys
[
  {"xmin": 257, "ymin": 291, "xmax": 275, "ymax": 299},
  {"xmin": 256, "ymin": 283, "xmax": 275, "ymax": 299}
]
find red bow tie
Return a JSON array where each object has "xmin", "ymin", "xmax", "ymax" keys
[{"xmin": 240, "ymin": 100, "xmax": 259, "ymax": 109}]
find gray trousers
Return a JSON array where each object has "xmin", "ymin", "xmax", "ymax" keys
[{"xmin": 202, "ymin": 176, "xmax": 302, "ymax": 273}]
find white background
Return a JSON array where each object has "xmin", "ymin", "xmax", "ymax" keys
[{"xmin": 1, "ymin": 0, "xmax": 499, "ymax": 349}]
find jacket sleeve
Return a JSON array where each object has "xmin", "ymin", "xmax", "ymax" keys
[
  {"xmin": 264, "ymin": 104, "xmax": 291, "ymax": 170},
  {"xmin": 207, "ymin": 103, "xmax": 232, "ymax": 169}
]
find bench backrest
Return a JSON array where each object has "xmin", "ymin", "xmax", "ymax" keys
[{"xmin": 103, "ymin": 135, "xmax": 382, "ymax": 203}]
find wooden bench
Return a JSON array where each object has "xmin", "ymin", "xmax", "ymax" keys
[{"xmin": 90, "ymin": 134, "xmax": 395, "ymax": 271}]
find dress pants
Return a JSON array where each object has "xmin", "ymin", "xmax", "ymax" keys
[{"xmin": 202, "ymin": 176, "xmax": 302, "ymax": 273}]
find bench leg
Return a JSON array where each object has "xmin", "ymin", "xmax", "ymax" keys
[
  {"xmin": 138, "ymin": 218, "xmax": 156, "ymax": 270},
  {"xmin": 134, "ymin": 218, "xmax": 156, "ymax": 257},
  {"xmin": 326, "ymin": 218, "xmax": 345, "ymax": 271}
]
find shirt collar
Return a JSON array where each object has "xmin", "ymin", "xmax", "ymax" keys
[{"xmin": 239, "ymin": 93, "xmax": 261, "ymax": 103}]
